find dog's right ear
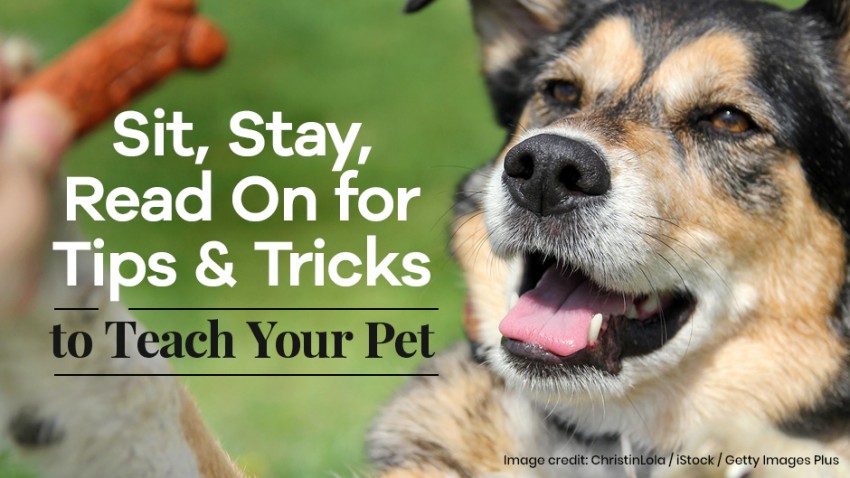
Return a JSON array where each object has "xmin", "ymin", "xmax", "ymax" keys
[
  {"xmin": 406, "ymin": 0, "xmax": 571, "ymax": 74},
  {"xmin": 405, "ymin": 0, "xmax": 586, "ymax": 127}
]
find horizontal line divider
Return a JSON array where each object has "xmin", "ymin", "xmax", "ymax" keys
[
  {"xmin": 129, "ymin": 307, "xmax": 439, "ymax": 311},
  {"xmin": 55, "ymin": 307, "xmax": 440, "ymax": 311},
  {"xmin": 54, "ymin": 373, "xmax": 439, "ymax": 377}
]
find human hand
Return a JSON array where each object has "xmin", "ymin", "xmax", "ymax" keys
[{"xmin": 0, "ymin": 40, "xmax": 73, "ymax": 317}]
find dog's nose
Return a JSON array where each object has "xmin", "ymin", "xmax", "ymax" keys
[{"xmin": 502, "ymin": 134, "xmax": 610, "ymax": 215}]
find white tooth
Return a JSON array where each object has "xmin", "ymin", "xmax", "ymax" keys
[
  {"xmin": 640, "ymin": 294, "xmax": 660, "ymax": 315},
  {"xmin": 588, "ymin": 313, "xmax": 603, "ymax": 343},
  {"xmin": 626, "ymin": 303, "xmax": 639, "ymax": 320},
  {"xmin": 509, "ymin": 292, "xmax": 519, "ymax": 308}
]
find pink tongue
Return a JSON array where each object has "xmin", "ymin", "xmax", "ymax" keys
[{"xmin": 499, "ymin": 266, "xmax": 629, "ymax": 357}]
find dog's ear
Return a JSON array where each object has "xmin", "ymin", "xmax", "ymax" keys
[
  {"xmin": 404, "ymin": 0, "xmax": 570, "ymax": 74},
  {"xmin": 405, "ymin": 0, "xmax": 596, "ymax": 127}
]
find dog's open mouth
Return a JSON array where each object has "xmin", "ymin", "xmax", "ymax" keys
[{"xmin": 499, "ymin": 253, "xmax": 696, "ymax": 374}]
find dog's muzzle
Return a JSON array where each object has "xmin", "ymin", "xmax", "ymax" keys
[{"xmin": 494, "ymin": 135, "xmax": 697, "ymax": 374}]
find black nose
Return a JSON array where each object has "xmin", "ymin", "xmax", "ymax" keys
[{"xmin": 502, "ymin": 134, "xmax": 610, "ymax": 215}]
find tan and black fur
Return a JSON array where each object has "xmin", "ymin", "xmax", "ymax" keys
[{"xmin": 370, "ymin": 0, "xmax": 850, "ymax": 476}]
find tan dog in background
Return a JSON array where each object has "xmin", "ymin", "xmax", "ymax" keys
[{"xmin": 0, "ymin": 37, "xmax": 245, "ymax": 478}]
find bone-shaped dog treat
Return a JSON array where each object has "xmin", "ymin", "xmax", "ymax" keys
[{"xmin": 15, "ymin": 0, "xmax": 227, "ymax": 137}]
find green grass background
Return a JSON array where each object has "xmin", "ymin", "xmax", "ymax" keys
[{"xmin": 0, "ymin": 0, "xmax": 803, "ymax": 476}]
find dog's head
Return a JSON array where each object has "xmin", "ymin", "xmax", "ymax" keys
[{"xmin": 413, "ymin": 0, "xmax": 850, "ymax": 443}]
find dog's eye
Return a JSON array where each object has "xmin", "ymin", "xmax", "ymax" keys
[
  {"xmin": 707, "ymin": 108, "xmax": 754, "ymax": 134},
  {"xmin": 544, "ymin": 80, "xmax": 581, "ymax": 108}
]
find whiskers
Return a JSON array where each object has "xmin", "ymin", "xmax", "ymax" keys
[
  {"xmin": 629, "ymin": 213, "xmax": 747, "ymax": 361},
  {"xmin": 636, "ymin": 214, "xmax": 732, "ymax": 295}
]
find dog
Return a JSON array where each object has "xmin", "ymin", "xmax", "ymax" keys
[{"xmin": 368, "ymin": 0, "xmax": 850, "ymax": 476}]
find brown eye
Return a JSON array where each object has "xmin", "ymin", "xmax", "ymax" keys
[
  {"xmin": 545, "ymin": 80, "xmax": 581, "ymax": 108},
  {"xmin": 709, "ymin": 108, "xmax": 754, "ymax": 134}
]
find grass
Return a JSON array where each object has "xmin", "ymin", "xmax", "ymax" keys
[{"xmin": 0, "ymin": 0, "xmax": 804, "ymax": 476}]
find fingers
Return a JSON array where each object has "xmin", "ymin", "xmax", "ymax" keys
[
  {"xmin": 0, "ymin": 37, "xmax": 37, "ymax": 99},
  {"xmin": 0, "ymin": 38, "xmax": 71, "ymax": 170}
]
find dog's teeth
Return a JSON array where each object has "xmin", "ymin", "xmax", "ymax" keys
[
  {"xmin": 626, "ymin": 303, "xmax": 639, "ymax": 320},
  {"xmin": 639, "ymin": 294, "xmax": 661, "ymax": 316},
  {"xmin": 588, "ymin": 313, "xmax": 603, "ymax": 343},
  {"xmin": 509, "ymin": 292, "xmax": 519, "ymax": 309}
]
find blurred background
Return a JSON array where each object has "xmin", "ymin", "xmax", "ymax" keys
[{"xmin": 0, "ymin": 0, "xmax": 803, "ymax": 476}]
